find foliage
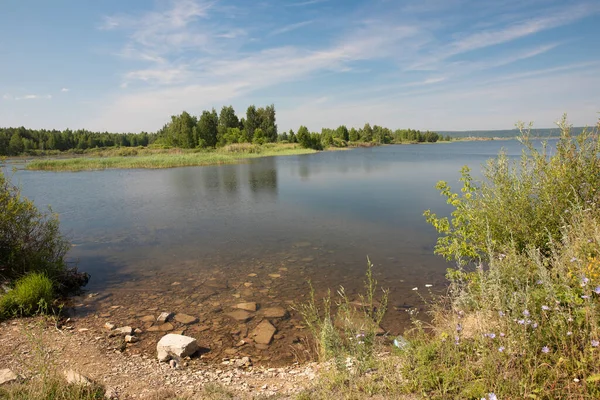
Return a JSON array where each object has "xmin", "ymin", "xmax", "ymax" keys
[
  {"xmin": 0, "ymin": 273, "xmax": 54, "ymax": 318},
  {"xmin": 403, "ymin": 116, "xmax": 600, "ymax": 399},
  {"xmin": 424, "ymin": 115, "xmax": 600, "ymax": 266},
  {"xmin": 0, "ymin": 170, "xmax": 85, "ymax": 293},
  {"xmin": 295, "ymin": 258, "xmax": 388, "ymax": 374}
]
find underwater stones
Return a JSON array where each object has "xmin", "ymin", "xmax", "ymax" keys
[
  {"xmin": 251, "ymin": 320, "xmax": 277, "ymax": 345},
  {"xmin": 174, "ymin": 314, "xmax": 198, "ymax": 325},
  {"xmin": 147, "ymin": 323, "xmax": 174, "ymax": 332},
  {"xmin": 262, "ymin": 306, "xmax": 289, "ymax": 319},
  {"xmin": 226, "ymin": 310, "xmax": 253, "ymax": 322},
  {"xmin": 235, "ymin": 302, "xmax": 258, "ymax": 312}
]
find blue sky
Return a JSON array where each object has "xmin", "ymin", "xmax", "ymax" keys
[{"xmin": 1, "ymin": 0, "xmax": 599, "ymax": 132}]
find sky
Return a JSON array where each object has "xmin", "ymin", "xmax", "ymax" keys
[{"xmin": 1, "ymin": 0, "xmax": 599, "ymax": 133}]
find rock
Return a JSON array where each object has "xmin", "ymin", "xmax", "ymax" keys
[
  {"xmin": 234, "ymin": 356, "xmax": 252, "ymax": 368},
  {"xmin": 252, "ymin": 320, "xmax": 277, "ymax": 345},
  {"xmin": 124, "ymin": 335, "xmax": 138, "ymax": 343},
  {"xmin": 157, "ymin": 312, "xmax": 173, "ymax": 323},
  {"xmin": 146, "ymin": 323, "xmax": 174, "ymax": 332},
  {"xmin": 262, "ymin": 307, "xmax": 289, "ymax": 319},
  {"xmin": 255, "ymin": 343, "xmax": 269, "ymax": 350},
  {"xmin": 139, "ymin": 315, "xmax": 155, "ymax": 323},
  {"xmin": 174, "ymin": 314, "xmax": 198, "ymax": 325},
  {"xmin": 64, "ymin": 370, "xmax": 92, "ymax": 386},
  {"xmin": 104, "ymin": 387, "xmax": 118, "ymax": 399},
  {"xmin": 78, "ymin": 328, "xmax": 89, "ymax": 333},
  {"xmin": 0, "ymin": 369, "xmax": 18, "ymax": 385},
  {"xmin": 157, "ymin": 334, "xmax": 199, "ymax": 362},
  {"xmin": 116, "ymin": 326, "xmax": 133, "ymax": 335},
  {"xmin": 104, "ymin": 322, "xmax": 116, "ymax": 331},
  {"xmin": 268, "ymin": 274, "xmax": 281, "ymax": 278},
  {"xmin": 169, "ymin": 359, "xmax": 179, "ymax": 369},
  {"xmin": 235, "ymin": 302, "xmax": 258, "ymax": 312},
  {"xmin": 226, "ymin": 310, "xmax": 253, "ymax": 322},
  {"xmin": 247, "ymin": 273, "xmax": 257, "ymax": 277},
  {"xmin": 134, "ymin": 328, "xmax": 143, "ymax": 334}
]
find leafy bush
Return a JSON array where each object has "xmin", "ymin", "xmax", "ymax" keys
[
  {"xmin": 424, "ymin": 115, "xmax": 600, "ymax": 266},
  {"xmin": 401, "ymin": 116, "xmax": 600, "ymax": 399},
  {"xmin": 0, "ymin": 170, "xmax": 88, "ymax": 297},
  {"xmin": 0, "ymin": 273, "xmax": 54, "ymax": 318}
]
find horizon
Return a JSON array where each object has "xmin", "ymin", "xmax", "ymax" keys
[{"xmin": 1, "ymin": 0, "xmax": 599, "ymax": 133}]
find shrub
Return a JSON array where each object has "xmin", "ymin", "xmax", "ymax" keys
[
  {"xmin": 0, "ymin": 273, "xmax": 54, "ymax": 318},
  {"xmin": 0, "ymin": 170, "xmax": 88, "ymax": 296},
  {"xmin": 401, "ymin": 116, "xmax": 600, "ymax": 399}
]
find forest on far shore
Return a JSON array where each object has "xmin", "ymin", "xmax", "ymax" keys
[{"xmin": 1, "ymin": 103, "xmax": 450, "ymax": 156}]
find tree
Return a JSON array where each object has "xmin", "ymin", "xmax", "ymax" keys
[
  {"xmin": 197, "ymin": 109, "xmax": 219, "ymax": 148},
  {"xmin": 245, "ymin": 106, "xmax": 259, "ymax": 143},
  {"xmin": 259, "ymin": 104, "xmax": 277, "ymax": 143},
  {"xmin": 218, "ymin": 106, "xmax": 239, "ymax": 146},
  {"xmin": 362, "ymin": 123, "xmax": 373, "ymax": 142},
  {"xmin": 335, "ymin": 125, "xmax": 349, "ymax": 141},
  {"xmin": 349, "ymin": 128, "xmax": 359, "ymax": 142},
  {"xmin": 288, "ymin": 129, "xmax": 297, "ymax": 143},
  {"xmin": 8, "ymin": 133, "xmax": 24, "ymax": 155},
  {"xmin": 297, "ymin": 126, "xmax": 311, "ymax": 148}
]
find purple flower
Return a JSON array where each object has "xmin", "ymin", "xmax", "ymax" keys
[
  {"xmin": 531, "ymin": 322, "xmax": 538, "ymax": 329},
  {"xmin": 498, "ymin": 311, "xmax": 505, "ymax": 317},
  {"xmin": 594, "ymin": 286, "xmax": 600, "ymax": 295},
  {"xmin": 498, "ymin": 346, "xmax": 505, "ymax": 352},
  {"xmin": 592, "ymin": 340, "xmax": 599, "ymax": 347},
  {"xmin": 581, "ymin": 276, "xmax": 589, "ymax": 286},
  {"xmin": 542, "ymin": 346, "xmax": 550, "ymax": 354},
  {"xmin": 571, "ymin": 257, "xmax": 580, "ymax": 263},
  {"xmin": 485, "ymin": 333, "xmax": 496, "ymax": 339},
  {"xmin": 454, "ymin": 336, "xmax": 460, "ymax": 345},
  {"xmin": 523, "ymin": 309, "xmax": 530, "ymax": 317},
  {"xmin": 536, "ymin": 279, "xmax": 543, "ymax": 285},
  {"xmin": 567, "ymin": 331, "xmax": 573, "ymax": 336},
  {"xmin": 517, "ymin": 319, "xmax": 525, "ymax": 325},
  {"xmin": 582, "ymin": 295, "xmax": 590, "ymax": 299},
  {"xmin": 456, "ymin": 324, "xmax": 463, "ymax": 332},
  {"xmin": 500, "ymin": 332, "xmax": 505, "ymax": 337},
  {"xmin": 542, "ymin": 305, "xmax": 550, "ymax": 311}
]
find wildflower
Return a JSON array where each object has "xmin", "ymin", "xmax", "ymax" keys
[
  {"xmin": 532, "ymin": 322, "xmax": 538, "ymax": 329},
  {"xmin": 582, "ymin": 295, "xmax": 590, "ymax": 299},
  {"xmin": 592, "ymin": 340, "xmax": 599, "ymax": 347},
  {"xmin": 498, "ymin": 253, "xmax": 506, "ymax": 260},
  {"xmin": 542, "ymin": 305, "xmax": 550, "ymax": 311},
  {"xmin": 523, "ymin": 309, "xmax": 530, "ymax": 317},
  {"xmin": 425, "ymin": 284, "xmax": 432, "ymax": 287},
  {"xmin": 581, "ymin": 276, "xmax": 589, "ymax": 286},
  {"xmin": 498, "ymin": 346, "xmax": 505, "ymax": 352},
  {"xmin": 454, "ymin": 336, "xmax": 460, "ymax": 345},
  {"xmin": 517, "ymin": 319, "xmax": 525, "ymax": 325},
  {"xmin": 456, "ymin": 324, "xmax": 462, "ymax": 332},
  {"xmin": 568, "ymin": 317, "xmax": 573, "ymax": 322},
  {"xmin": 412, "ymin": 287, "xmax": 418, "ymax": 291},
  {"xmin": 483, "ymin": 393, "xmax": 498, "ymax": 400},
  {"xmin": 542, "ymin": 346, "xmax": 550, "ymax": 354},
  {"xmin": 567, "ymin": 331, "xmax": 573, "ymax": 336},
  {"xmin": 485, "ymin": 333, "xmax": 496, "ymax": 339},
  {"xmin": 571, "ymin": 257, "xmax": 580, "ymax": 263},
  {"xmin": 536, "ymin": 279, "xmax": 543, "ymax": 285},
  {"xmin": 500, "ymin": 332, "xmax": 505, "ymax": 337},
  {"xmin": 356, "ymin": 333, "xmax": 365, "ymax": 338},
  {"xmin": 498, "ymin": 311, "xmax": 505, "ymax": 317},
  {"xmin": 594, "ymin": 286, "xmax": 600, "ymax": 294}
]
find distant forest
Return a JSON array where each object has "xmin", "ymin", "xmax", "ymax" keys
[
  {"xmin": 2, "ymin": 104, "xmax": 582, "ymax": 156},
  {"xmin": 438, "ymin": 126, "xmax": 589, "ymax": 138}
]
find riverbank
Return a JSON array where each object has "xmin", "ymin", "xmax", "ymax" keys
[{"xmin": 23, "ymin": 144, "xmax": 316, "ymax": 172}]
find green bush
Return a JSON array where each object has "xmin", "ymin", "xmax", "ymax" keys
[
  {"xmin": 0, "ymin": 170, "xmax": 88, "ymax": 297},
  {"xmin": 0, "ymin": 273, "xmax": 54, "ymax": 318},
  {"xmin": 401, "ymin": 116, "xmax": 600, "ymax": 399}
]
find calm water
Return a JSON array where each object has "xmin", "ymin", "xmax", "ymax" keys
[{"xmin": 5, "ymin": 140, "xmax": 549, "ymax": 333}]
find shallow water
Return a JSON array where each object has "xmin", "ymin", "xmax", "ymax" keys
[{"xmin": 6, "ymin": 140, "xmax": 551, "ymax": 339}]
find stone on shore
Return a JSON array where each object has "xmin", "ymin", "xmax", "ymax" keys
[
  {"xmin": 156, "ymin": 334, "xmax": 199, "ymax": 362},
  {"xmin": 252, "ymin": 320, "xmax": 277, "ymax": 345},
  {"xmin": 64, "ymin": 370, "xmax": 92, "ymax": 386},
  {"xmin": 116, "ymin": 326, "xmax": 133, "ymax": 335},
  {"xmin": 235, "ymin": 302, "xmax": 258, "ymax": 312},
  {"xmin": 104, "ymin": 322, "xmax": 116, "ymax": 331},
  {"xmin": 157, "ymin": 312, "xmax": 173, "ymax": 323},
  {"xmin": 174, "ymin": 314, "xmax": 198, "ymax": 325},
  {"xmin": 0, "ymin": 369, "xmax": 18, "ymax": 385}
]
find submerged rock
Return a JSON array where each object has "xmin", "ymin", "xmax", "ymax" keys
[
  {"xmin": 147, "ymin": 323, "xmax": 174, "ymax": 332},
  {"xmin": 262, "ymin": 306, "xmax": 289, "ymax": 319},
  {"xmin": 226, "ymin": 310, "xmax": 253, "ymax": 322},
  {"xmin": 156, "ymin": 334, "xmax": 199, "ymax": 362},
  {"xmin": 235, "ymin": 302, "xmax": 258, "ymax": 312},
  {"xmin": 174, "ymin": 314, "xmax": 198, "ymax": 325},
  {"xmin": 252, "ymin": 320, "xmax": 277, "ymax": 345}
]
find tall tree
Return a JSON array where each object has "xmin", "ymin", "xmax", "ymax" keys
[
  {"xmin": 197, "ymin": 109, "xmax": 219, "ymax": 148},
  {"xmin": 245, "ymin": 106, "xmax": 259, "ymax": 143},
  {"xmin": 218, "ymin": 105, "xmax": 239, "ymax": 146}
]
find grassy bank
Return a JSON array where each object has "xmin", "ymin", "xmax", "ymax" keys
[{"xmin": 24, "ymin": 143, "xmax": 316, "ymax": 171}]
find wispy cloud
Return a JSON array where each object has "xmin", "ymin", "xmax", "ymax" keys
[
  {"xmin": 61, "ymin": 88, "xmax": 70, "ymax": 92},
  {"xmin": 269, "ymin": 20, "xmax": 314, "ymax": 36},
  {"xmin": 15, "ymin": 94, "xmax": 52, "ymax": 100},
  {"xmin": 287, "ymin": 0, "xmax": 329, "ymax": 7}
]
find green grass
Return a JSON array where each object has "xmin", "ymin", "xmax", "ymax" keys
[
  {"xmin": 0, "ymin": 273, "xmax": 54, "ymax": 319},
  {"xmin": 25, "ymin": 143, "xmax": 316, "ymax": 171}
]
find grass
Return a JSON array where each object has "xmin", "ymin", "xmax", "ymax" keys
[
  {"xmin": 25, "ymin": 143, "xmax": 316, "ymax": 171},
  {"xmin": 0, "ymin": 273, "xmax": 54, "ymax": 319}
]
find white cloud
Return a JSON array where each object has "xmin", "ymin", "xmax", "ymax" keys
[
  {"xmin": 61, "ymin": 88, "xmax": 70, "ymax": 92},
  {"xmin": 15, "ymin": 94, "xmax": 52, "ymax": 100},
  {"xmin": 2, "ymin": 94, "xmax": 11, "ymax": 100},
  {"xmin": 269, "ymin": 20, "xmax": 314, "ymax": 36}
]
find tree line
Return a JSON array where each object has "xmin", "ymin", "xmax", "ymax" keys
[{"xmin": 0, "ymin": 104, "xmax": 447, "ymax": 156}]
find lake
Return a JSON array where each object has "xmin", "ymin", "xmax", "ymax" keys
[{"xmin": 4, "ymin": 139, "xmax": 545, "ymax": 362}]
